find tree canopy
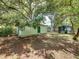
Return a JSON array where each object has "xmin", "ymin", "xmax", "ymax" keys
[{"xmin": 0, "ymin": 0, "xmax": 79, "ymax": 30}]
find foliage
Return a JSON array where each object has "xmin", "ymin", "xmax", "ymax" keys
[
  {"xmin": 0, "ymin": 0, "xmax": 79, "ymax": 32},
  {"xmin": 32, "ymin": 13, "xmax": 43, "ymax": 33},
  {"xmin": 0, "ymin": 26, "xmax": 13, "ymax": 36}
]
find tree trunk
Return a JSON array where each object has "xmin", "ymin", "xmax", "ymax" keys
[
  {"xmin": 73, "ymin": 28, "xmax": 79, "ymax": 41},
  {"xmin": 37, "ymin": 26, "xmax": 41, "ymax": 33}
]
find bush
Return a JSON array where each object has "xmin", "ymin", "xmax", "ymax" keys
[{"xmin": 0, "ymin": 26, "xmax": 13, "ymax": 36}]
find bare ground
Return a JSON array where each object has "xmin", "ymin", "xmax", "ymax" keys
[{"xmin": 0, "ymin": 33, "xmax": 79, "ymax": 59}]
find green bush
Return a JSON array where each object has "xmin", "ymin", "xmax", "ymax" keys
[{"xmin": 0, "ymin": 26, "xmax": 13, "ymax": 36}]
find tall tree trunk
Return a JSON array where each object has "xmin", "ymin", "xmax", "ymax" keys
[{"xmin": 37, "ymin": 26, "xmax": 41, "ymax": 33}]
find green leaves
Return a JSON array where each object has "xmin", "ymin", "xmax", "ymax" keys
[
  {"xmin": 0, "ymin": 0, "xmax": 79, "ymax": 30},
  {"xmin": 32, "ymin": 13, "xmax": 43, "ymax": 29}
]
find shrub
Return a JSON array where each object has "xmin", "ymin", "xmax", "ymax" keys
[{"xmin": 0, "ymin": 26, "xmax": 13, "ymax": 36}]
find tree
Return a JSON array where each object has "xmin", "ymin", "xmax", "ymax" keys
[
  {"xmin": 0, "ymin": 0, "xmax": 79, "ymax": 33},
  {"xmin": 32, "ymin": 13, "xmax": 43, "ymax": 33},
  {"xmin": 0, "ymin": 0, "xmax": 47, "ymax": 27}
]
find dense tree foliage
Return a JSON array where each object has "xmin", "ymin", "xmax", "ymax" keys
[{"xmin": 0, "ymin": 0, "xmax": 79, "ymax": 32}]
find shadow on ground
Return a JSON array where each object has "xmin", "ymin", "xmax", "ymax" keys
[{"xmin": 0, "ymin": 34, "xmax": 79, "ymax": 59}]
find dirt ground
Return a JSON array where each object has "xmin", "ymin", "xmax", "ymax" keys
[{"xmin": 0, "ymin": 33, "xmax": 79, "ymax": 59}]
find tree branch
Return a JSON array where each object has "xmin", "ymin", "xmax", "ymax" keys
[{"xmin": 0, "ymin": 0, "xmax": 31, "ymax": 21}]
